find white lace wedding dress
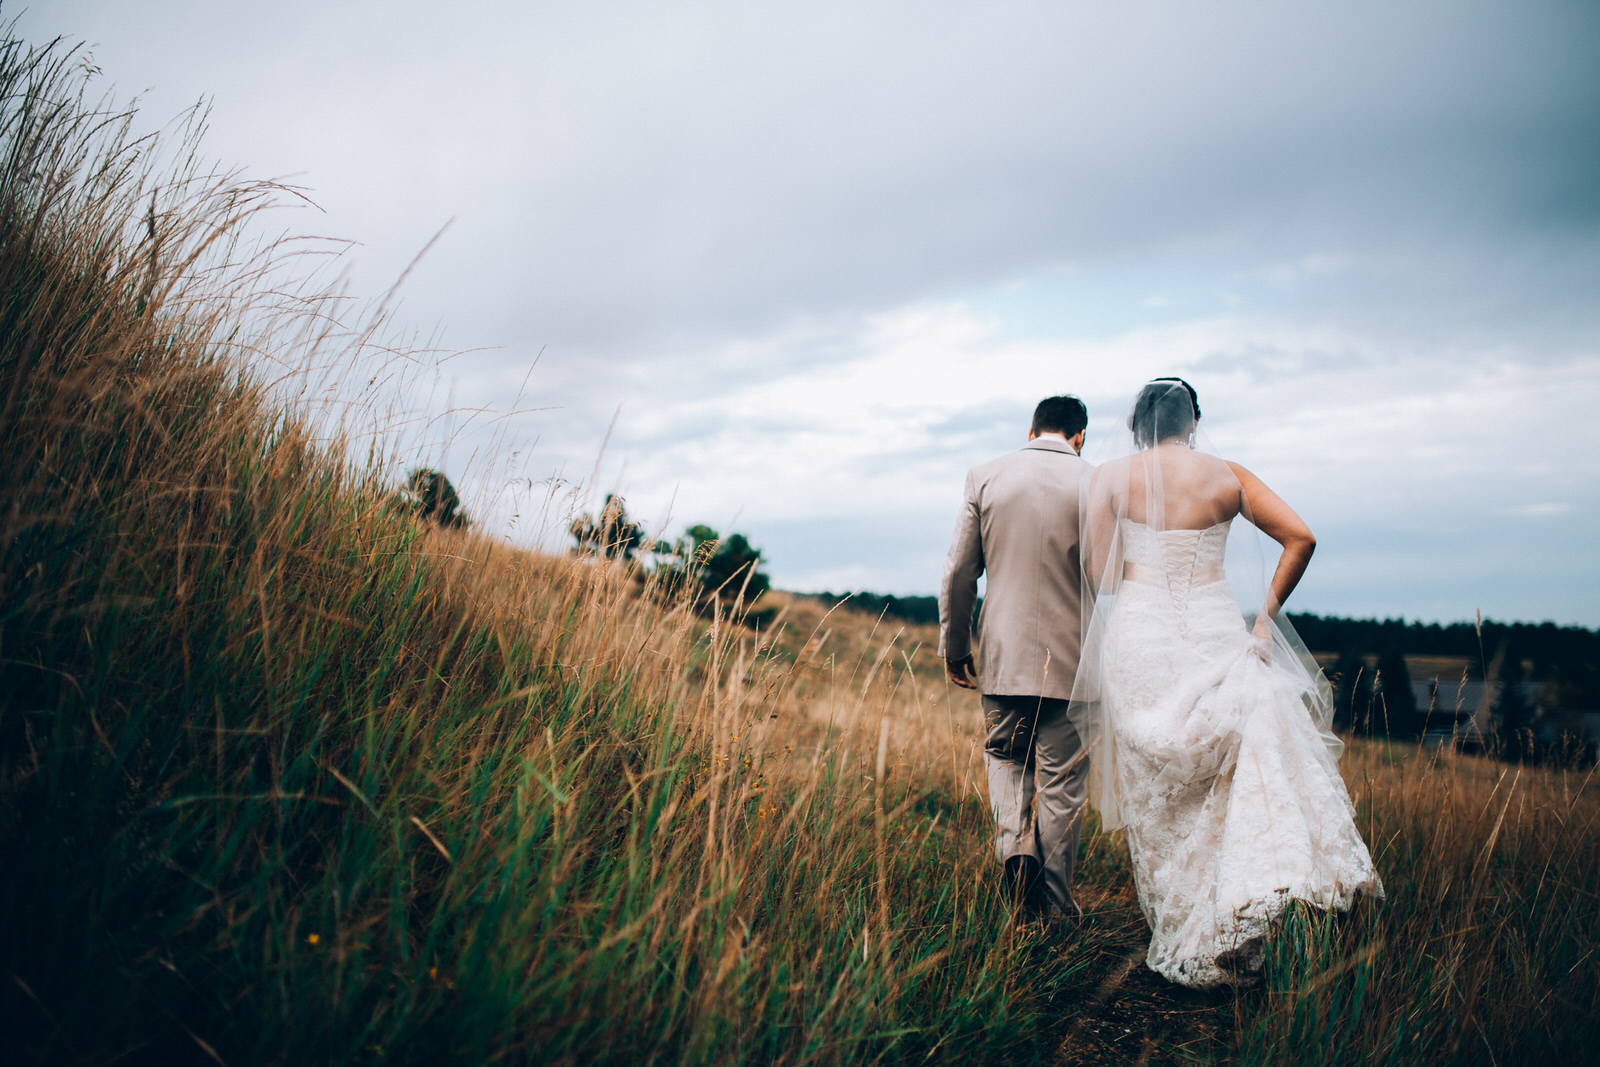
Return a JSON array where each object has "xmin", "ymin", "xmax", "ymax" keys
[{"xmin": 1101, "ymin": 519, "xmax": 1383, "ymax": 988}]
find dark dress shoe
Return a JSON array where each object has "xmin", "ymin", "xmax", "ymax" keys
[
  {"xmin": 1000, "ymin": 854, "xmax": 1042, "ymax": 911},
  {"xmin": 1214, "ymin": 936, "xmax": 1266, "ymax": 983},
  {"xmin": 1036, "ymin": 895, "xmax": 1083, "ymax": 933}
]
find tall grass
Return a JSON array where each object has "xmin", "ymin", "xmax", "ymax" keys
[
  {"xmin": 1233, "ymin": 743, "xmax": 1600, "ymax": 1064},
  {"xmin": 2, "ymin": 30, "xmax": 1597, "ymax": 1066}
]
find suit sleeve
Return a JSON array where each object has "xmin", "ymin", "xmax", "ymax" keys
[{"xmin": 939, "ymin": 470, "xmax": 983, "ymax": 661}]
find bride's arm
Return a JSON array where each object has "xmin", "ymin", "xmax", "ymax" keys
[
  {"xmin": 1083, "ymin": 468, "xmax": 1119, "ymax": 594},
  {"xmin": 1227, "ymin": 462, "xmax": 1316, "ymax": 638}
]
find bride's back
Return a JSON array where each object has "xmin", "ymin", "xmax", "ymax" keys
[{"xmin": 1111, "ymin": 444, "xmax": 1242, "ymax": 531}]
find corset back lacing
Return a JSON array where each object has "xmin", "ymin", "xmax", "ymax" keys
[{"xmin": 1119, "ymin": 521, "xmax": 1230, "ymax": 638}]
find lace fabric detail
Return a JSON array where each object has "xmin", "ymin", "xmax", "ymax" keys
[{"xmin": 1103, "ymin": 518, "xmax": 1383, "ymax": 988}]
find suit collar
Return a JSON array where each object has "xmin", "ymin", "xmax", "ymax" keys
[{"xmin": 1023, "ymin": 436, "xmax": 1079, "ymax": 456}]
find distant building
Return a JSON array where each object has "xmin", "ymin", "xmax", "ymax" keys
[{"xmin": 1412, "ymin": 677, "xmax": 1598, "ymax": 764}]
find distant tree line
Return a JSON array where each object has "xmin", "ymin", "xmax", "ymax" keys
[
  {"xmin": 1290, "ymin": 612, "xmax": 1600, "ymax": 713},
  {"xmin": 788, "ymin": 602, "xmax": 1599, "ymax": 677},
  {"xmin": 788, "ymin": 598, "xmax": 1597, "ymax": 757},
  {"xmin": 800, "ymin": 592, "xmax": 943, "ymax": 627},
  {"xmin": 1286, "ymin": 613, "xmax": 1599, "ymax": 672}
]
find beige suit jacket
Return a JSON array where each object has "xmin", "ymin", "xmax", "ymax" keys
[{"xmin": 938, "ymin": 436, "xmax": 1093, "ymax": 700}]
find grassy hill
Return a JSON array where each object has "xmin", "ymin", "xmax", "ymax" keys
[{"xmin": 3, "ymin": 32, "xmax": 1599, "ymax": 1066}]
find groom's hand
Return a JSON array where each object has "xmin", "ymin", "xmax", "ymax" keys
[{"xmin": 946, "ymin": 655, "xmax": 977, "ymax": 690}]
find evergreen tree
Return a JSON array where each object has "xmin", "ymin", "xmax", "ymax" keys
[
  {"xmin": 1374, "ymin": 647, "xmax": 1419, "ymax": 738},
  {"xmin": 1330, "ymin": 648, "xmax": 1373, "ymax": 733},
  {"xmin": 1494, "ymin": 661, "xmax": 1535, "ymax": 764}
]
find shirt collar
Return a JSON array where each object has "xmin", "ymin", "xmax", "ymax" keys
[{"xmin": 1023, "ymin": 435, "xmax": 1079, "ymax": 456}]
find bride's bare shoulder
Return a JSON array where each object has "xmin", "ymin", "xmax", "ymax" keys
[
  {"xmin": 1091, "ymin": 455, "xmax": 1135, "ymax": 478},
  {"xmin": 1168, "ymin": 449, "xmax": 1235, "ymax": 485},
  {"xmin": 1221, "ymin": 458, "xmax": 1261, "ymax": 484}
]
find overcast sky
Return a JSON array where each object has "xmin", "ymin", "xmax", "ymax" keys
[{"xmin": 17, "ymin": 1, "xmax": 1600, "ymax": 626}]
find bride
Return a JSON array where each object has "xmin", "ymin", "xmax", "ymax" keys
[{"xmin": 1072, "ymin": 378, "xmax": 1382, "ymax": 988}]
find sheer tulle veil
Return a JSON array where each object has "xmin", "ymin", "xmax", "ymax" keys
[{"xmin": 1068, "ymin": 379, "xmax": 1341, "ymax": 831}]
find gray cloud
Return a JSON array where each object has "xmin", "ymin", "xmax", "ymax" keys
[
  {"xmin": 1187, "ymin": 343, "xmax": 1371, "ymax": 383},
  {"xmin": 17, "ymin": 0, "xmax": 1600, "ymax": 624},
  {"xmin": 28, "ymin": 0, "xmax": 1599, "ymax": 354}
]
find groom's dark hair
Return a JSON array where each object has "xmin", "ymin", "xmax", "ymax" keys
[{"xmin": 1031, "ymin": 395, "xmax": 1088, "ymax": 438}]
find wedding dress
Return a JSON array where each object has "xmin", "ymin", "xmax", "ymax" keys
[{"xmin": 1098, "ymin": 517, "xmax": 1383, "ymax": 987}]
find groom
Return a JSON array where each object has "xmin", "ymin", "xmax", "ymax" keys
[{"xmin": 938, "ymin": 395, "xmax": 1094, "ymax": 924}]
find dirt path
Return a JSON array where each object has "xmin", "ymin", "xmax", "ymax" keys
[{"xmin": 1047, "ymin": 889, "xmax": 1238, "ymax": 1064}]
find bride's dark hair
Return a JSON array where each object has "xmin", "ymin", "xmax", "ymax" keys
[{"xmin": 1129, "ymin": 377, "xmax": 1200, "ymax": 448}]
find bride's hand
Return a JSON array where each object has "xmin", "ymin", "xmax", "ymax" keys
[{"xmin": 1249, "ymin": 616, "xmax": 1275, "ymax": 662}]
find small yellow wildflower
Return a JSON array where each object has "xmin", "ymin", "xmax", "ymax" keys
[{"xmin": 306, "ymin": 933, "xmax": 320, "ymax": 945}]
